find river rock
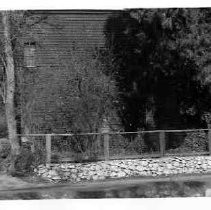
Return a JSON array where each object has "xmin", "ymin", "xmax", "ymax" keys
[
  {"xmin": 166, "ymin": 164, "xmax": 173, "ymax": 169},
  {"xmin": 48, "ymin": 170, "xmax": 58, "ymax": 176},
  {"xmin": 98, "ymin": 175, "xmax": 106, "ymax": 180},
  {"xmin": 70, "ymin": 169, "xmax": 78, "ymax": 173},
  {"xmin": 62, "ymin": 172, "xmax": 71, "ymax": 177},
  {"xmin": 42, "ymin": 172, "xmax": 49, "ymax": 178},
  {"xmin": 38, "ymin": 169, "xmax": 48, "ymax": 174},
  {"xmin": 117, "ymin": 171, "xmax": 126, "ymax": 178},
  {"xmin": 173, "ymin": 162, "xmax": 180, "ymax": 167},
  {"xmin": 142, "ymin": 161, "xmax": 149, "ymax": 166},
  {"xmin": 36, "ymin": 156, "xmax": 211, "ymax": 183},
  {"xmin": 51, "ymin": 176, "xmax": 61, "ymax": 180},
  {"xmin": 67, "ymin": 165, "xmax": 76, "ymax": 169},
  {"xmin": 136, "ymin": 166, "xmax": 144, "ymax": 171},
  {"xmin": 70, "ymin": 174, "xmax": 77, "ymax": 180},
  {"xmin": 110, "ymin": 172, "xmax": 117, "ymax": 177}
]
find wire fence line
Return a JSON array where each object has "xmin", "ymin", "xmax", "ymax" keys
[
  {"xmin": 17, "ymin": 128, "xmax": 211, "ymax": 136},
  {"xmin": 19, "ymin": 128, "xmax": 211, "ymax": 164}
]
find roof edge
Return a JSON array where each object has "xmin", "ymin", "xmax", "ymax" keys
[{"xmin": 30, "ymin": 9, "xmax": 124, "ymax": 15}]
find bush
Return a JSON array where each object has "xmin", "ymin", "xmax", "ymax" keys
[
  {"xmin": 124, "ymin": 134, "xmax": 149, "ymax": 154},
  {"xmin": 168, "ymin": 131, "xmax": 208, "ymax": 153},
  {"xmin": 182, "ymin": 131, "xmax": 208, "ymax": 152},
  {"xmin": 0, "ymin": 148, "xmax": 34, "ymax": 176},
  {"xmin": 0, "ymin": 157, "xmax": 10, "ymax": 172},
  {"xmin": 0, "ymin": 139, "xmax": 46, "ymax": 175},
  {"xmin": 13, "ymin": 148, "xmax": 34, "ymax": 176},
  {"xmin": 31, "ymin": 148, "xmax": 46, "ymax": 166},
  {"xmin": 21, "ymin": 49, "xmax": 118, "ymax": 155},
  {"xmin": 0, "ymin": 138, "xmax": 11, "ymax": 159},
  {"xmin": 51, "ymin": 153, "xmax": 61, "ymax": 163}
]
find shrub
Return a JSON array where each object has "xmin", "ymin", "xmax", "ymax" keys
[
  {"xmin": 182, "ymin": 131, "xmax": 208, "ymax": 152},
  {"xmin": 123, "ymin": 134, "xmax": 149, "ymax": 154},
  {"xmin": 0, "ymin": 138, "xmax": 11, "ymax": 159},
  {"xmin": 13, "ymin": 148, "xmax": 34, "ymax": 176},
  {"xmin": 32, "ymin": 148, "xmax": 46, "ymax": 166},
  {"xmin": 168, "ymin": 131, "xmax": 208, "ymax": 153}
]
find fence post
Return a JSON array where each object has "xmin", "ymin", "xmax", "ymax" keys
[
  {"xmin": 208, "ymin": 125, "xmax": 211, "ymax": 155},
  {"xmin": 102, "ymin": 120, "xmax": 110, "ymax": 161},
  {"xmin": 159, "ymin": 131, "xmax": 165, "ymax": 157},
  {"xmin": 46, "ymin": 134, "xmax": 52, "ymax": 164},
  {"xmin": 96, "ymin": 132, "xmax": 101, "ymax": 154}
]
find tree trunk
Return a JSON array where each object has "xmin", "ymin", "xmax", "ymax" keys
[{"xmin": 2, "ymin": 11, "xmax": 20, "ymax": 172}]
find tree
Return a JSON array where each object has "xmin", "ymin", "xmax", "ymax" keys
[
  {"xmin": 1, "ymin": 11, "xmax": 21, "ymax": 172},
  {"xmin": 0, "ymin": 10, "xmax": 48, "ymax": 172},
  {"xmin": 22, "ymin": 47, "xmax": 118, "ymax": 157},
  {"xmin": 104, "ymin": 8, "xmax": 211, "ymax": 150},
  {"xmin": 104, "ymin": 8, "xmax": 211, "ymax": 132}
]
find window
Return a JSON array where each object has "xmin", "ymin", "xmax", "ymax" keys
[{"xmin": 24, "ymin": 42, "xmax": 36, "ymax": 68}]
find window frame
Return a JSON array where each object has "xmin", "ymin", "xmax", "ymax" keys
[{"xmin": 24, "ymin": 42, "xmax": 36, "ymax": 68}]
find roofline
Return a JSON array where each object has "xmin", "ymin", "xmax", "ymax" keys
[{"xmin": 29, "ymin": 9, "xmax": 124, "ymax": 15}]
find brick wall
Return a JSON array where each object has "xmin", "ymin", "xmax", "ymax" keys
[
  {"xmin": 20, "ymin": 10, "xmax": 122, "ymax": 134},
  {"xmin": 0, "ymin": 10, "xmax": 124, "ymax": 135}
]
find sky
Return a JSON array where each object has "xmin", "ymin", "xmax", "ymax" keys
[{"xmin": 0, "ymin": 0, "xmax": 211, "ymax": 10}]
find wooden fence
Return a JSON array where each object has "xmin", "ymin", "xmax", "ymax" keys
[{"xmin": 18, "ymin": 128, "xmax": 211, "ymax": 164}]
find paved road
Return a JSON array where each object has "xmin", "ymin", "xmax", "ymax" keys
[
  {"xmin": 1, "ymin": 173, "xmax": 211, "ymax": 198},
  {"xmin": 1, "ymin": 173, "xmax": 211, "ymax": 191},
  {"xmin": 0, "ymin": 173, "xmax": 35, "ymax": 191}
]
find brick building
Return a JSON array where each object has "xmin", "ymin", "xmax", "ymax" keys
[{"xmin": 0, "ymin": 10, "xmax": 122, "ymax": 136}]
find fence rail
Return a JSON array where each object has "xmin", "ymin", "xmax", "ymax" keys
[
  {"xmin": 18, "ymin": 128, "xmax": 211, "ymax": 164},
  {"xmin": 17, "ymin": 128, "xmax": 211, "ymax": 136}
]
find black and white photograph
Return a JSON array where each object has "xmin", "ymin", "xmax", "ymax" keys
[{"xmin": 0, "ymin": 1, "xmax": 211, "ymax": 203}]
